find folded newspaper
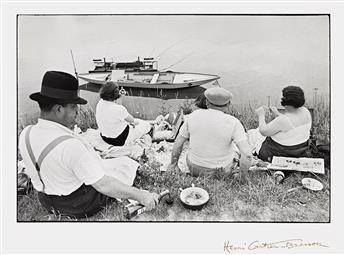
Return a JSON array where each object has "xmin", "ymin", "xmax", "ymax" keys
[{"xmin": 268, "ymin": 156, "xmax": 325, "ymax": 174}]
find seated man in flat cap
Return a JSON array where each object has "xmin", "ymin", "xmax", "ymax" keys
[
  {"xmin": 168, "ymin": 87, "xmax": 252, "ymax": 181},
  {"xmin": 19, "ymin": 71, "xmax": 159, "ymax": 219}
]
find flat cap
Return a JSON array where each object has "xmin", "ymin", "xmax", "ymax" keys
[{"xmin": 204, "ymin": 87, "xmax": 232, "ymax": 107}]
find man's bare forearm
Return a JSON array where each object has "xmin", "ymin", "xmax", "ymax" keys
[
  {"xmin": 236, "ymin": 140, "xmax": 253, "ymax": 178},
  {"xmin": 92, "ymin": 175, "xmax": 143, "ymax": 201},
  {"xmin": 240, "ymin": 154, "xmax": 252, "ymax": 175},
  {"xmin": 171, "ymin": 136, "xmax": 186, "ymax": 164}
]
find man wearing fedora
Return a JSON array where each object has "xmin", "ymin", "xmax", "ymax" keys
[
  {"xmin": 19, "ymin": 71, "xmax": 159, "ymax": 219},
  {"xmin": 168, "ymin": 87, "xmax": 252, "ymax": 181}
]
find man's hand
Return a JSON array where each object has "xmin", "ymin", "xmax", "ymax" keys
[
  {"xmin": 167, "ymin": 162, "xmax": 180, "ymax": 172},
  {"xmin": 255, "ymin": 106, "xmax": 268, "ymax": 116},
  {"xmin": 138, "ymin": 190, "xmax": 160, "ymax": 211},
  {"xmin": 238, "ymin": 169, "xmax": 249, "ymax": 184},
  {"xmin": 236, "ymin": 140, "xmax": 252, "ymax": 185}
]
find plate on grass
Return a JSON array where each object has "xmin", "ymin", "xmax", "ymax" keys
[{"xmin": 302, "ymin": 178, "xmax": 323, "ymax": 191}]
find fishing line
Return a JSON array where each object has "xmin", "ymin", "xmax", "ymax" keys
[
  {"xmin": 161, "ymin": 52, "xmax": 194, "ymax": 71},
  {"xmin": 156, "ymin": 39, "xmax": 185, "ymax": 59}
]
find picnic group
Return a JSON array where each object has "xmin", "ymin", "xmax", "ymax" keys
[{"xmin": 18, "ymin": 70, "xmax": 312, "ymax": 219}]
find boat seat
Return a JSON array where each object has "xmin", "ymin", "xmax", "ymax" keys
[
  {"xmin": 150, "ymin": 73, "xmax": 159, "ymax": 84},
  {"xmin": 111, "ymin": 70, "xmax": 126, "ymax": 81}
]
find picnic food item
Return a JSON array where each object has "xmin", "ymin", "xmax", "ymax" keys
[
  {"xmin": 273, "ymin": 171, "xmax": 285, "ymax": 184},
  {"xmin": 124, "ymin": 190, "xmax": 171, "ymax": 219},
  {"xmin": 179, "ymin": 185, "xmax": 210, "ymax": 210}
]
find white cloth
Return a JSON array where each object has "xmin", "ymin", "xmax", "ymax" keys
[
  {"xmin": 18, "ymin": 119, "xmax": 138, "ymax": 196},
  {"xmin": 178, "ymin": 109, "xmax": 247, "ymax": 168},
  {"xmin": 80, "ymin": 127, "xmax": 148, "ymax": 160},
  {"xmin": 247, "ymin": 128, "xmax": 266, "ymax": 154},
  {"xmin": 125, "ymin": 119, "xmax": 152, "ymax": 145},
  {"xmin": 271, "ymin": 122, "xmax": 311, "ymax": 146},
  {"xmin": 101, "ymin": 157, "xmax": 138, "ymax": 185},
  {"xmin": 96, "ymin": 99, "xmax": 129, "ymax": 138}
]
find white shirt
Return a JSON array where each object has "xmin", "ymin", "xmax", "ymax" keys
[
  {"xmin": 19, "ymin": 119, "xmax": 105, "ymax": 196},
  {"xmin": 96, "ymin": 99, "xmax": 129, "ymax": 138},
  {"xmin": 179, "ymin": 109, "xmax": 247, "ymax": 168}
]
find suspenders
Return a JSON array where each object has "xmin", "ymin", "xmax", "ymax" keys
[{"xmin": 24, "ymin": 125, "xmax": 74, "ymax": 193}]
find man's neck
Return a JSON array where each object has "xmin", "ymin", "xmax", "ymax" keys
[
  {"xmin": 207, "ymin": 105, "xmax": 229, "ymax": 114},
  {"xmin": 39, "ymin": 114, "xmax": 67, "ymax": 128}
]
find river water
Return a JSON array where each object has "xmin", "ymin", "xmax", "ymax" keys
[{"xmin": 18, "ymin": 15, "xmax": 329, "ymax": 120}]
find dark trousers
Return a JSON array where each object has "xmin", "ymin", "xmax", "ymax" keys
[
  {"xmin": 101, "ymin": 125, "xmax": 130, "ymax": 146},
  {"xmin": 258, "ymin": 137, "xmax": 309, "ymax": 163},
  {"xmin": 258, "ymin": 136, "xmax": 309, "ymax": 178},
  {"xmin": 38, "ymin": 184, "xmax": 109, "ymax": 219}
]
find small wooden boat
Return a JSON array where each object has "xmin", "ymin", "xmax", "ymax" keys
[{"xmin": 78, "ymin": 57, "xmax": 220, "ymax": 89}]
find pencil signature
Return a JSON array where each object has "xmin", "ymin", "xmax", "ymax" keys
[{"xmin": 224, "ymin": 239, "xmax": 329, "ymax": 253}]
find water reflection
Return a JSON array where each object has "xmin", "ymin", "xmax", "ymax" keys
[{"xmin": 79, "ymin": 83, "xmax": 206, "ymax": 100}]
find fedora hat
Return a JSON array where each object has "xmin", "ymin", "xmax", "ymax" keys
[
  {"xmin": 30, "ymin": 71, "xmax": 87, "ymax": 105},
  {"xmin": 204, "ymin": 87, "xmax": 232, "ymax": 107}
]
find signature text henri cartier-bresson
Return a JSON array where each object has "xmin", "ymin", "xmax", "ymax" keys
[{"xmin": 224, "ymin": 239, "xmax": 329, "ymax": 253}]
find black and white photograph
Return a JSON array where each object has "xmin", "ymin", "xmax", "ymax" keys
[
  {"xmin": 1, "ymin": 1, "xmax": 344, "ymax": 254},
  {"xmin": 16, "ymin": 14, "xmax": 330, "ymax": 222}
]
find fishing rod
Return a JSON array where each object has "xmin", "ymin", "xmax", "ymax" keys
[{"xmin": 70, "ymin": 49, "xmax": 79, "ymax": 81}]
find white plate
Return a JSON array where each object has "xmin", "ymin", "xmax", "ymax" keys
[
  {"xmin": 180, "ymin": 187, "xmax": 209, "ymax": 206},
  {"xmin": 302, "ymin": 178, "xmax": 324, "ymax": 191}
]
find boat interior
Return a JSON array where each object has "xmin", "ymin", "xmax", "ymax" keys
[{"xmin": 127, "ymin": 72, "xmax": 175, "ymax": 84}]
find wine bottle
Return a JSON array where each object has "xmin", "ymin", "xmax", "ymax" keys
[{"xmin": 124, "ymin": 190, "xmax": 170, "ymax": 219}]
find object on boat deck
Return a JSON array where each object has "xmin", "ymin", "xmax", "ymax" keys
[{"xmin": 78, "ymin": 57, "xmax": 220, "ymax": 89}]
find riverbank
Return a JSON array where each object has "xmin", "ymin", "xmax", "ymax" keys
[{"xmin": 17, "ymin": 97, "xmax": 330, "ymax": 222}]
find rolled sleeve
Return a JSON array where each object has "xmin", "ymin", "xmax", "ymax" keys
[
  {"xmin": 232, "ymin": 120, "xmax": 247, "ymax": 144},
  {"xmin": 118, "ymin": 105, "xmax": 130, "ymax": 119},
  {"xmin": 62, "ymin": 139, "xmax": 105, "ymax": 185}
]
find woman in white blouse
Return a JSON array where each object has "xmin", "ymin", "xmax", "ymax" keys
[
  {"xmin": 96, "ymin": 82, "xmax": 150, "ymax": 146},
  {"xmin": 254, "ymin": 85, "xmax": 312, "ymax": 162}
]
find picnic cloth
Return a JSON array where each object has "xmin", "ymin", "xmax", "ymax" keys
[{"xmin": 79, "ymin": 127, "xmax": 189, "ymax": 173}]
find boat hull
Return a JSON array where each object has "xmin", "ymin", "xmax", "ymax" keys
[{"xmin": 78, "ymin": 71, "xmax": 220, "ymax": 90}]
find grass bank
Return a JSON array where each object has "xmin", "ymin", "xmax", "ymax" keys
[{"xmin": 17, "ymin": 97, "xmax": 330, "ymax": 222}]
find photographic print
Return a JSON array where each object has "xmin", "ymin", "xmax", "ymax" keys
[
  {"xmin": 16, "ymin": 14, "xmax": 331, "ymax": 223},
  {"xmin": 1, "ymin": 1, "xmax": 344, "ymax": 254}
]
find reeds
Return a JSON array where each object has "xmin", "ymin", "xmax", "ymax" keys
[
  {"xmin": 17, "ymin": 95, "xmax": 330, "ymax": 144},
  {"xmin": 76, "ymin": 105, "xmax": 98, "ymax": 131}
]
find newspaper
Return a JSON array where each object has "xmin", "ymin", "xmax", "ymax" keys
[{"xmin": 267, "ymin": 156, "xmax": 325, "ymax": 174}]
